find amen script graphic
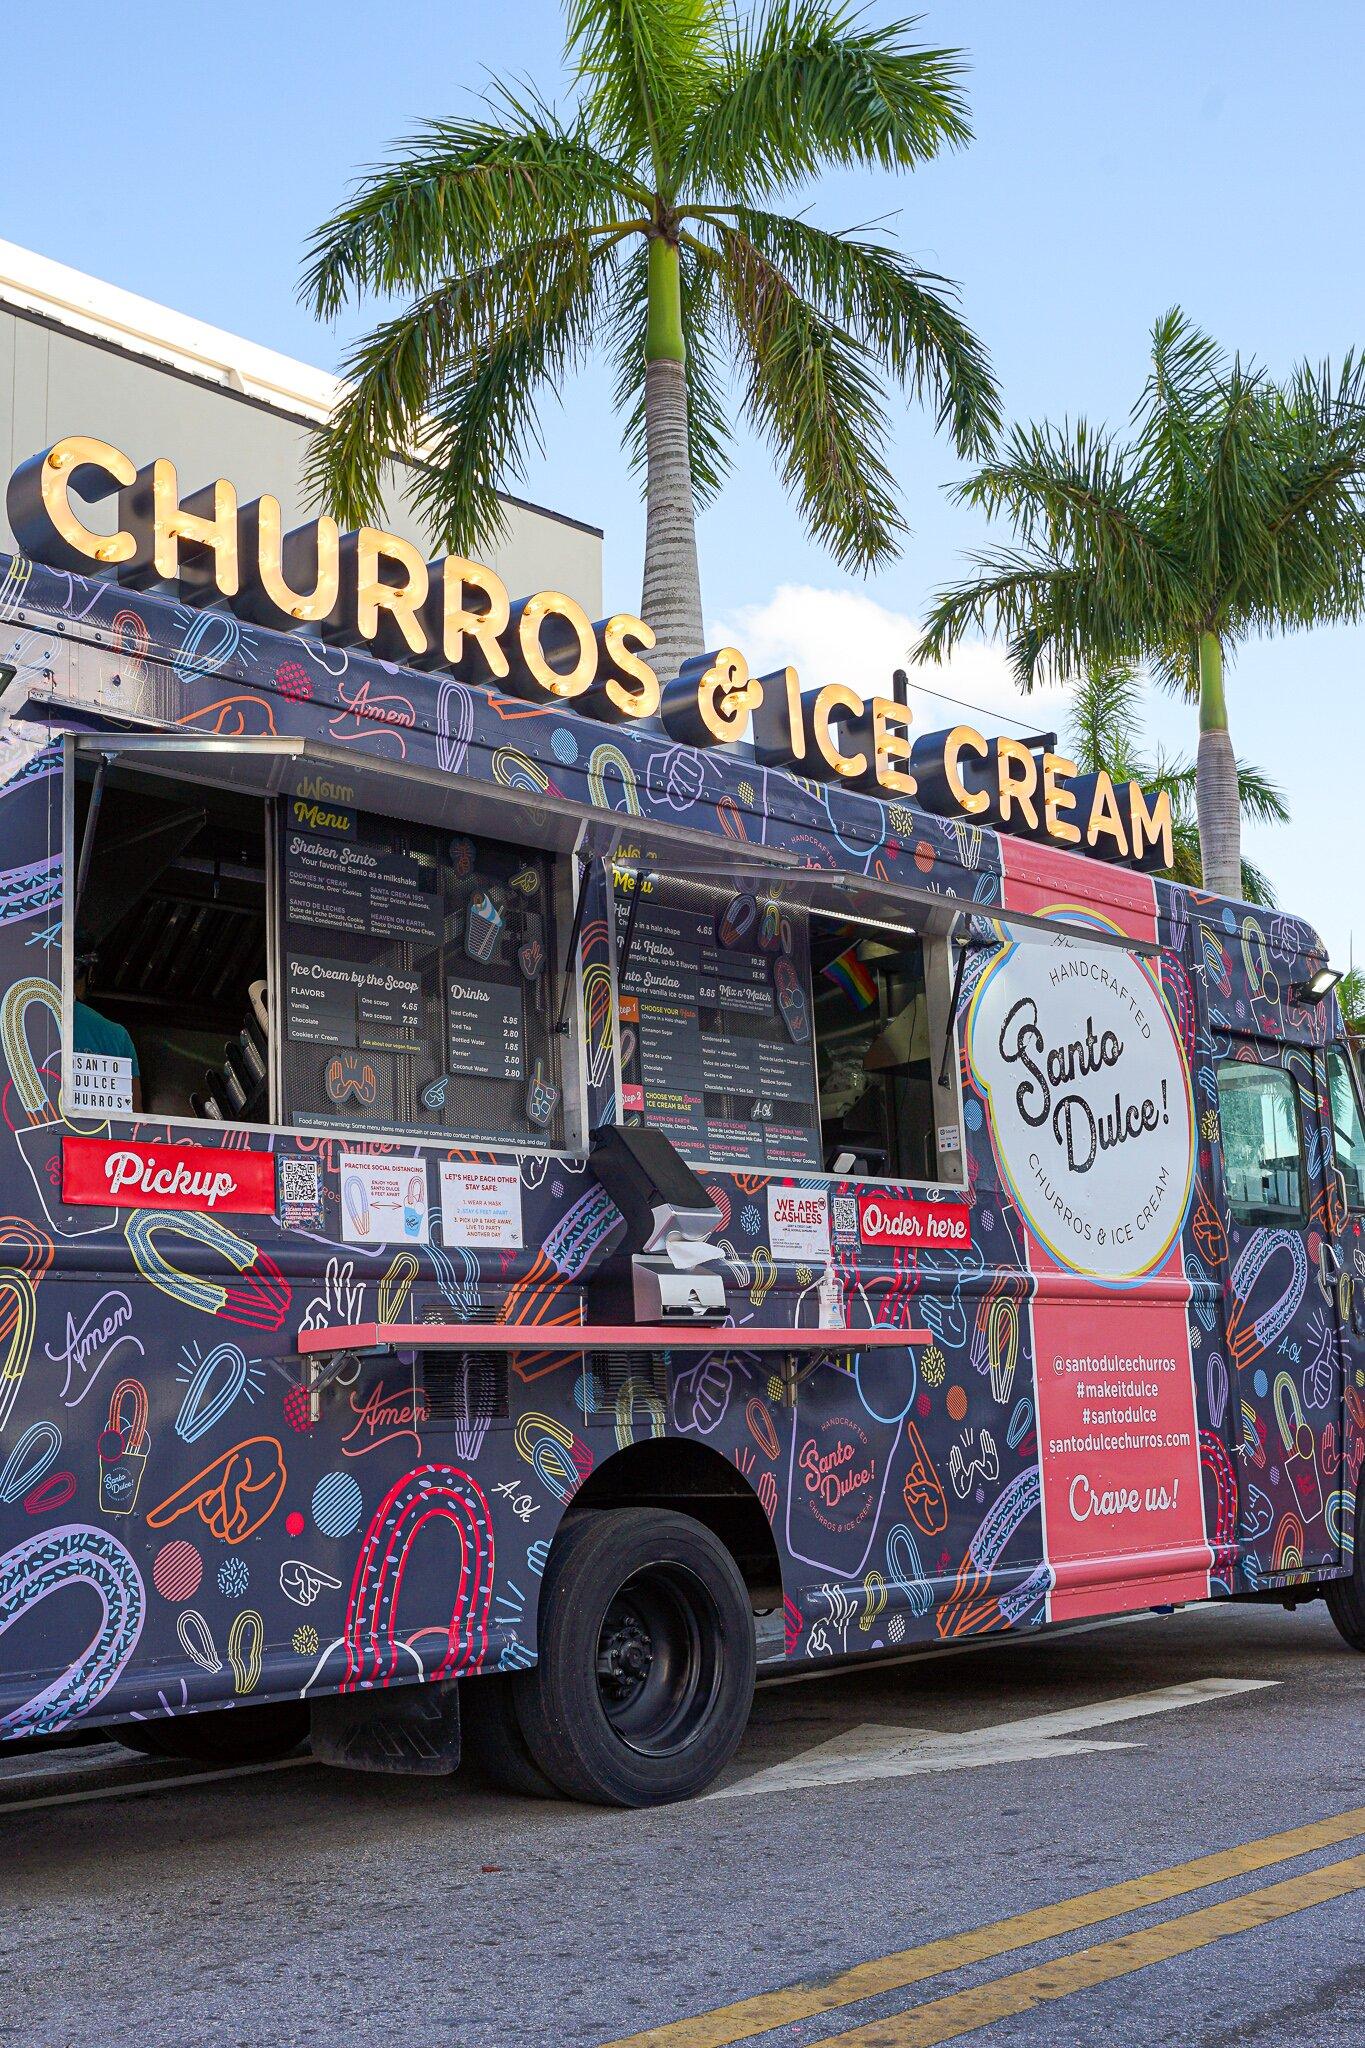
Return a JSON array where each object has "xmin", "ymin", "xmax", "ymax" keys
[{"xmin": 46, "ymin": 1290, "xmax": 144, "ymax": 1407}]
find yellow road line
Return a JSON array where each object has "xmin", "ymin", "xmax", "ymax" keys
[
  {"xmin": 597, "ymin": 1805, "xmax": 1365, "ymax": 2048},
  {"xmin": 809, "ymin": 1853, "xmax": 1365, "ymax": 2047}
]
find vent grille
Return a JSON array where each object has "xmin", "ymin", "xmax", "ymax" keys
[
  {"xmin": 580, "ymin": 1351, "xmax": 667, "ymax": 1424},
  {"xmin": 419, "ymin": 1351, "xmax": 510, "ymax": 1429}
]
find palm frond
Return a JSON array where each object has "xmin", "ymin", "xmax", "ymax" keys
[
  {"xmin": 1235, "ymin": 855, "xmax": 1277, "ymax": 908},
  {"xmin": 713, "ymin": 221, "xmax": 905, "ymax": 571},
  {"xmin": 1194, "ymin": 356, "xmax": 1278, "ymax": 603},
  {"xmin": 1131, "ymin": 307, "xmax": 1226, "ymax": 505},
  {"xmin": 1219, "ymin": 351, "xmax": 1365, "ymax": 634},
  {"xmin": 678, "ymin": 1, "xmax": 970, "ymax": 201},
  {"xmin": 1228, "ymin": 758, "xmax": 1290, "ymax": 827},
  {"xmin": 301, "ymin": 102, "xmax": 646, "ymax": 318},
  {"xmin": 1065, "ymin": 661, "xmax": 1147, "ymax": 779},
  {"xmin": 915, "ymin": 548, "xmax": 1162, "ymax": 691},
  {"xmin": 566, "ymin": 0, "xmax": 723, "ymax": 176},
  {"xmin": 708, "ymin": 208, "xmax": 998, "ymax": 454},
  {"xmin": 611, "ymin": 239, "xmax": 731, "ymax": 505},
  {"xmin": 952, "ymin": 420, "xmax": 1178, "ymax": 590},
  {"xmin": 312, "ymin": 233, "xmax": 614, "ymax": 552}
]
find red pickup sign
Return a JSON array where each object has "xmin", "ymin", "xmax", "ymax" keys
[
  {"xmin": 858, "ymin": 1195, "xmax": 972, "ymax": 1248},
  {"xmin": 62, "ymin": 1137, "xmax": 275, "ymax": 1214}
]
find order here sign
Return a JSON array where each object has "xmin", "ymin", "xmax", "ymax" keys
[
  {"xmin": 858, "ymin": 1195, "xmax": 972, "ymax": 1247},
  {"xmin": 62, "ymin": 1137, "xmax": 276, "ymax": 1213}
]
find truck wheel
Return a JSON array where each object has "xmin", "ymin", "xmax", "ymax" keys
[
  {"xmin": 117, "ymin": 1700, "xmax": 309, "ymax": 1766},
  {"xmin": 1326, "ymin": 1485, "xmax": 1365, "ymax": 1650},
  {"xmin": 459, "ymin": 1674, "xmax": 558, "ymax": 1798},
  {"xmin": 512, "ymin": 1507, "xmax": 756, "ymax": 1806}
]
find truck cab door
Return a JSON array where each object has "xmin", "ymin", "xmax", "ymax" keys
[
  {"xmin": 1321, "ymin": 1040, "xmax": 1365, "ymax": 1544},
  {"xmin": 1215, "ymin": 1043, "xmax": 1346, "ymax": 1588}
]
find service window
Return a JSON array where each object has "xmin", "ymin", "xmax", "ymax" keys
[
  {"xmin": 811, "ymin": 919, "xmax": 939, "ymax": 1182},
  {"xmin": 613, "ymin": 871, "xmax": 960, "ymax": 1182},
  {"xmin": 71, "ymin": 763, "xmax": 269, "ymax": 1122},
  {"xmin": 69, "ymin": 759, "xmax": 568, "ymax": 1150},
  {"xmin": 1216, "ymin": 1061, "xmax": 1306, "ymax": 1222},
  {"xmin": 1326, "ymin": 1043, "xmax": 1365, "ymax": 1209}
]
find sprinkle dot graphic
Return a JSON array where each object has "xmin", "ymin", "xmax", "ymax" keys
[{"xmin": 218, "ymin": 1554, "xmax": 250, "ymax": 1599}]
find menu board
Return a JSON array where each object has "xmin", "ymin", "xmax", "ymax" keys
[
  {"xmin": 615, "ymin": 877, "xmax": 822, "ymax": 1170},
  {"xmin": 284, "ymin": 955, "xmax": 423, "ymax": 1051},
  {"xmin": 284, "ymin": 825, "xmax": 441, "ymax": 947},
  {"xmin": 447, "ymin": 976, "xmax": 524, "ymax": 1081},
  {"xmin": 279, "ymin": 807, "xmax": 561, "ymax": 1147}
]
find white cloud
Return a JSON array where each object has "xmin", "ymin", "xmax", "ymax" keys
[{"xmin": 708, "ymin": 582, "xmax": 1072, "ymax": 739}]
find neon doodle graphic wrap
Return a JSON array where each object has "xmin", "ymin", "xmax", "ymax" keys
[
  {"xmin": 0, "ymin": 1525, "xmax": 143, "ymax": 1736},
  {"xmin": 340, "ymin": 1465, "xmax": 494, "ymax": 1689}
]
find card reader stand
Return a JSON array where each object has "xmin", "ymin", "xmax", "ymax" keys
[{"xmin": 588, "ymin": 1123, "xmax": 730, "ymax": 1324}]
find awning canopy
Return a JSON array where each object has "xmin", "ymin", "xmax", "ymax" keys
[{"xmin": 612, "ymin": 856, "xmax": 1161, "ymax": 960}]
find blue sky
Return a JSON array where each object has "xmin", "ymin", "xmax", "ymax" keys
[{"xmin": 6, "ymin": 2, "xmax": 1365, "ymax": 958}]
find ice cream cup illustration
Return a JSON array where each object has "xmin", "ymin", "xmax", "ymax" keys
[{"xmin": 99, "ymin": 1376, "xmax": 150, "ymax": 1516}]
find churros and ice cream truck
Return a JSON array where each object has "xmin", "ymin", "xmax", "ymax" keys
[{"xmin": 0, "ymin": 431, "xmax": 1359, "ymax": 1805}]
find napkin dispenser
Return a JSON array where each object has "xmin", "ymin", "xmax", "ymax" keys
[{"xmin": 589, "ymin": 1124, "xmax": 728, "ymax": 1322}]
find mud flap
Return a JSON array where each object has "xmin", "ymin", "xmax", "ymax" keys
[{"xmin": 310, "ymin": 1679, "xmax": 461, "ymax": 1776}]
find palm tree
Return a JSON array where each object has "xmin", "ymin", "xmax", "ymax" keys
[
  {"xmin": 913, "ymin": 310, "xmax": 1365, "ymax": 897},
  {"xmin": 1337, "ymin": 967, "xmax": 1365, "ymax": 1037},
  {"xmin": 1066, "ymin": 660, "xmax": 1288, "ymax": 906},
  {"xmin": 301, "ymin": 0, "xmax": 1000, "ymax": 686}
]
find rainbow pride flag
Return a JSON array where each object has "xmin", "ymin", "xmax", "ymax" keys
[{"xmin": 822, "ymin": 945, "xmax": 877, "ymax": 1009}]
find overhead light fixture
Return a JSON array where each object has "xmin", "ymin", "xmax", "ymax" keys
[{"xmin": 1292, "ymin": 965, "xmax": 1342, "ymax": 1004}]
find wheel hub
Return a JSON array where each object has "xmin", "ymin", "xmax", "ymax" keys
[{"xmin": 597, "ymin": 1609, "xmax": 654, "ymax": 1699}]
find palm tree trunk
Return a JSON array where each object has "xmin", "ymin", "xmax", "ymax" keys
[
  {"xmin": 1195, "ymin": 630, "xmax": 1242, "ymax": 898},
  {"xmin": 640, "ymin": 235, "xmax": 703, "ymax": 685}
]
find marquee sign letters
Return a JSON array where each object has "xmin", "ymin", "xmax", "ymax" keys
[{"xmin": 8, "ymin": 434, "xmax": 1173, "ymax": 871}]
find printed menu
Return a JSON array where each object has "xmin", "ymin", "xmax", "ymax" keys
[
  {"xmin": 284, "ymin": 955, "xmax": 422, "ymax": 1051},
  {"xmin": 615, "ymin": 879, "xmax": 822, "ymax": 1169},
  {"xmin": 284, "ymin": 825, "xmax": 442, "ymax": 946},
  {"xmin": 447, "ymin": 976, "xmax": 525, "ymax": 1081}
]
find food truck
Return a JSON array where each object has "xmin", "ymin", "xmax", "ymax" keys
[{"xmin": 0, "ymin": 431, "xmax": 1360, "ymax": 1807}]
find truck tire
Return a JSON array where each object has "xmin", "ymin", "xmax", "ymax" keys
[
  {"xmin": 459, "ymin": 1673, "xmax": 558, "ymax": 1798},
  {"xmin": 512, "ymin": 1507, "xmax": 756, "ymax": 1806},
  {"xmin": 117, "ymin": 1700, "xmax": 309, "ymax": 1765},
  {"xmin": 1326, "ymin": 1481, "xmax": 1365, "ymax": 1650}
]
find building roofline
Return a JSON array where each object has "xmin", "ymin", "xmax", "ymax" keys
[{"xmin": 0, "ymin": 236, "xmax": 604, "ymax": 539}]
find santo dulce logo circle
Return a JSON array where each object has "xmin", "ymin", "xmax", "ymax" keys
[
  {"xmin": 966, "ymin": 910, "xmax": 1195, "ymax": 1281},
  {"xmin": 796, "ymin": 1415, "xmax": 877, "ymax": 1533}
]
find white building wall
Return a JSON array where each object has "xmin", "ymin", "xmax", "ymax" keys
[{"xmin": 0, "ymin": 241, "xmax": 603, "ymax": 615}]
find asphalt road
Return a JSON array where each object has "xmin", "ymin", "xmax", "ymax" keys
[{"xmin": 2, "ymin": 1600, "xmax": 1361, "ymax": 2048}]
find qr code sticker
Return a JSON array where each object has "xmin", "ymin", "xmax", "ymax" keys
[
  {"xmin": 277, "ymin": 1156, "xmax": 323, "ymax": 1218},
  {"xmin": 832, "ymin": 1197, "xmax": 858, "ymax": 1238},
  {"xmin": 279, "ymin": 1157, "xmax": 320, "ymax": 1203}
]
